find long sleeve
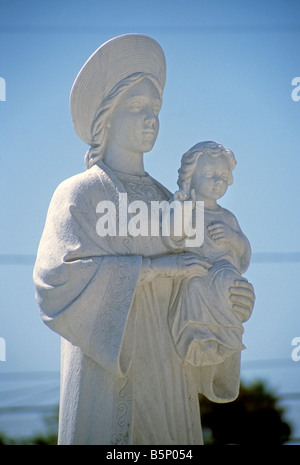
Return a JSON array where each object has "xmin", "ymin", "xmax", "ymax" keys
[
  {"xmin": 33, "ymin": 169, "xmax": 143, "ymax": 376},
  {"xmin": 197, "ymin": 352, "xmax": 241, "ymax": 403}
]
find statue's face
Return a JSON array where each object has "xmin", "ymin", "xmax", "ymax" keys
[
  {"xmin": 107, "ymin": 78, "xmax": 162, "ymax": 155},
  {"xmin": 191, "ymin": 154, "xmax": 231, "ymax": 201}
]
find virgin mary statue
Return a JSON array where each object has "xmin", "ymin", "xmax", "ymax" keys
[{"xmin": 33, "ymin": 34, "xmax": 255, "ymax": 445}]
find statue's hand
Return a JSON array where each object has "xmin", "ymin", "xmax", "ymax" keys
[
  {"xmin": 207, "ymin": 221, "xmax": 232, "ymax": 245},
  {"xmin": 177, "ymin": 252, "xmax": 212, "ymax": 277},
  {"xmin": 173, "ymin": 186, "xmax": 196, "ymax": 208},
  {"xmin": 229, "ymin": 279, "xmax": 255, "ymax": 322},
  {"xmin": 151, "ymin": 252, "xmax": 212, "ymax": 278}
]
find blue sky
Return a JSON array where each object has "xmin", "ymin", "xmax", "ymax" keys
[{"xmin": 0, "ymin": 0, "xmax": 300, "ymax": 441}]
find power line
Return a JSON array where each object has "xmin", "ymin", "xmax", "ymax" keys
[
  {"xmin": 241, "ymin": 357, "xmax": 299, "ymax": 370},
  {"xmin": 251, "ymin": 252, "xmax": 300, "ymax": 264},
  {"xmin": 0, "ymin": 405, "xmax": 58, "ymax": 415},
  {"xmin": 0, "ymin": 370, "xmax": 51, "ymax": 377},
  {"xmin": 0, "ymin": 23, "xmax": 300, "ymax": 35},
  {"xmin": 0, "ymin": 24, "xmax": 299, "ymax": 35},
  {"xmin": 280, "ymin": 393, "xmax": 300, "ymax": 401},
  {"xmin": 0, "ymin": 254, "xmax": 36, "ymax": 265},
  {"xmin": 0, "ymin": 382, "xmax": 59, "ymax": 398}
]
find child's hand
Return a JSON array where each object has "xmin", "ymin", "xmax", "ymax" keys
[
  {"xmin": 173, "ymin": 185, "xmax": 196, "ymax": 209},
  {"xmin": 207, "ymin": 222, "xmax": 232, "ymax": 245},
  {"xmin": 173, "ymin": 190, "xmax": 188, "ymax": 201}
]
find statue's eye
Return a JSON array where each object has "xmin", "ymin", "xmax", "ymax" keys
[
  {"xmin": 128, "ymin": 101, "xmax": 142, "ymax": 112},
  {"xmin": 204, "ymin": 171, "xmax": 213, "ymax": 178}
]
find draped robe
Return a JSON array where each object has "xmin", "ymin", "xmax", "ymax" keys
[
  {"xmin": 33, "ymin": 161, "xmax": 242, "ymax": 445},
  {"xmin": 167, "ymin": 206, "xmax": 250, "ymax": 368}
]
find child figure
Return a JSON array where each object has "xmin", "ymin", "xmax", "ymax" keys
[{"xmin": 167, "ymin": 141, "xmax": 252, "ymax": 367}]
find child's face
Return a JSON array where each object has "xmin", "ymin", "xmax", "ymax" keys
[{"xmin": 191, "ymin": 154, "xmax": 231, "ymax": 201}]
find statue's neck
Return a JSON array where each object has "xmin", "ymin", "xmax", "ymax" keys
[{"xmin": 104, "ymin": 145, "xmax": 145, "ymax": 176}]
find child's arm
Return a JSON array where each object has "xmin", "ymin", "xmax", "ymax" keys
[{"xmin": 207, "ymin": 211, "xmax": 251, "ymax": 273}]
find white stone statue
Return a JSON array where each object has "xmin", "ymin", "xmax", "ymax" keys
[{"xmin": 33, "ymin": 34, "xmax": 255, "ymax": 445}]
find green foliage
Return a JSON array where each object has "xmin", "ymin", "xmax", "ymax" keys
[
  {"xmin": 0, "ymin": 409, "xmax": 58, "ymax": 446},
  {"xmin": 200, "ymin": 379, "xmax": 292, "ymax": 445}
]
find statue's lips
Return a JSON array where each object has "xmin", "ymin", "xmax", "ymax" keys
[
  {"xmin": 213, "ymin": 187, "xmax": 223, "ymax": 194},
  {"xmin": 142, "ymin": 130, "xmax": 155, "ymax": 139}
]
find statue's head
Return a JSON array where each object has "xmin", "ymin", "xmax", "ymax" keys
[
  {"xmin": 177, "ymin": 141, "xmax": 237, "ymax": 200},
  {"xmin": 70, "ymin": 34, "xmax": 166, "ymax": 169}
]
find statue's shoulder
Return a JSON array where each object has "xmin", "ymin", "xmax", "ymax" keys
[
  {"xmin": 51, "ymin": 166, "xmax": 106, "ymax": 205},
  {"xmin": 218, "ymin": 205, "xmax": 240, "ymax": 228},
  {"xmin": 217, "ymin": 205, "xmax": 233, "ymax": 217}
]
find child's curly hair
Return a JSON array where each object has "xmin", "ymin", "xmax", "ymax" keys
[{"xmin": 176, "ymin": 141, "xmax": 237, "ymax": 198}]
